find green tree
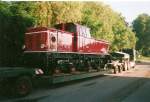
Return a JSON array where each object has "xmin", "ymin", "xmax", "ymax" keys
[
  {"xmin": 50, "ymin": 2, "xmax": 83, "ymax": 25},
  {"xmin": 133, "ymin": 14, "xmax": 150, "ymax": 56},
  {"xmin": 81, "ymin": 2, "xmax": 136, "ymax": 51},
  {"xmin": 0, "ymin": 2, "xmax": 34, "ymax": 66}
]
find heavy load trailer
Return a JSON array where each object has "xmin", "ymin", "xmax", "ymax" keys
[
  {"xmin": 0, "ymin": 52, "xmax": 131, "ymax": 96},
  {"xmin": 0, "ymin": 23, "xmax": 134, "ymax": 96}
]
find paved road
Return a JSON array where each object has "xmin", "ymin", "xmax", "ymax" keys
[{"xmin": 1, "ymin": 62, "xmax": 150, "ymax": 102}]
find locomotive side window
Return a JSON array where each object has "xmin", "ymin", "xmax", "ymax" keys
[
  {"xmin": 86, "ymin": 28, "xmax": 91, "ymax": 38},
  {"xmin": 79, "ymin": 26, "xmax": 83, "ymax": 36},
  {"xmin": 65, "ymin": 23, "xmax": 76, "ymax": 33},
  {"xmin": 54, "ymin": 23, "xmax": 76, "ymax": 34},
  {"xmin": 78, "ymin": 25, "xmax": 86, "ymax": 37},
  {"xmin": 54, "ymin": 24, "xmax": 62, "ymax": 30},
  {"xmin": 77, "ymin": 24, "xmax": 91, "ymax": 38}
]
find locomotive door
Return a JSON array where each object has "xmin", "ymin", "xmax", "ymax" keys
[{"xmin": 49, "ymin": 30, "xmax": 58, "ymax": 51}]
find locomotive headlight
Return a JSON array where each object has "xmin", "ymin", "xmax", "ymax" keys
[
  {"xmin": 51, "ymin": 36, "xmax": 56, "ymax": 42},
  {"xmin": 40, "ymin": 44, "xmax": 45, "ymax": 48}
]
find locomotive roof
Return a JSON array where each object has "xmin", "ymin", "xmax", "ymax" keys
[
  {"xmin": 55, "ymin": 23, "xmax": 109, "ymax": 43},
  {"xmin": 26, "ymin": 27, "xmax": 56, "ymax": 33},
  {"xmin": 55, "ymin": 22, "xmax": 90, "ymax": 29}
]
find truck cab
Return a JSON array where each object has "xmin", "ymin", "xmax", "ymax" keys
[{"xmin": 105, "ymin": 51, "xmax": 130, "ymax": 74}]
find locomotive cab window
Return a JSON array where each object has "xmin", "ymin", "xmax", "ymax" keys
[
  {"xmin": 86, "ymin": 28, "xmax": 91, "ymax": 38},
  {"xmin": 54, "ymin": 23, "xmax": 76, "ymax": 34},
  {"xmin": 54, "ymin": 24, "xmax": 62, "ymax": 30},
  {"xmin": 65, "ymin": 23, "xmax": 76, "ymax": 33}
]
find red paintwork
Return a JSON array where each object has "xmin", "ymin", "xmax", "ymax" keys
[
  {"xmin": 75, "ymin": 24, "xmax": 109, "ymax": 54},
  {"xmin": 25, "ymin": 27, "xmax": 73, "ymax": 52},
  {"xmin": 25, "ymin": 31, "xmax": 48, "ymax": 51},
  {"xmin": 25, "ymin": 23, "xmax": 109, "ymax": 54},
  {"xmin": 57, "ymin": 30, "xmax": 73, "ymax": 52},
  {"xmin": 76, "ymin": 36, "xmax": 109, "ymax": 54}
]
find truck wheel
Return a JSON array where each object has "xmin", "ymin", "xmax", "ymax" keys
[
  {"xmin": 113, "ymin": 67, "xmax": 117, "ymax": 74},
  {"xmin": 118, "ymin": 66, "xmax": 121, "ymax": 73},
  {"xmin": 14, "ymin": 76, "xmax": 32, "ymax": 96},
  {"xmin": 123, "ymin": 63, "xmax": 127, "ymax": 71}
]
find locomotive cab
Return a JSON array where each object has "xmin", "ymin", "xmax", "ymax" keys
[{"xmin": 54, "ymin": 23, "xmax": 109, "ymax": 54}]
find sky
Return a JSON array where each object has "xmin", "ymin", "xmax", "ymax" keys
[{"xmin": 102, "ymin": 0, "xmax": 150, "ymax": 23}]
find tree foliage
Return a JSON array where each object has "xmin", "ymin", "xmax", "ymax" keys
[
  {"xmin": 50, "ymin": 2, "xmax": 83, "ymax": 25},
  {"xmin": 0, "ymin": 2, "xmax": 34, "ymax": 66},
  {"xmin": 81, "ymin": 2, "xmax": 136, "ymax": 51},
  {"xmin": 133, "ymin": 14, "xmax": 150, "ymax": 56}
]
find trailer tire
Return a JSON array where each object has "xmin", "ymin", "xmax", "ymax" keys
[
  {"xmin": 123, "ymin": 63, "xmax": 127, "ymax": 71},
  {"xmin": 118, "ymin": 66, "xmax": 122, "ymax": 73},
  {"xmin": 14, "ymin": 76, "xmax": 32, "ymax": 97},
  {"xmin": 113, "ymin": 66, "xmax": 118, "ymax": 74}
]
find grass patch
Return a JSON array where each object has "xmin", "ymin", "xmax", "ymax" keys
[{"xmin": 137, "ymin": 56, "xmax": 150, "ymax": 61}]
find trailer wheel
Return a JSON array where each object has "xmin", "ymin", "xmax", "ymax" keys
[
  {"xmin": 123, "ymin": 63, "xmax": 127, "ymax": 71},
  {"xmin": 14, "ymin": 76, "xmax": 32, "ymax": 96},
  {"xmin": 113, "ymin": 66, "xmax": 118, "ymax": 74},
  {"xmin": 132, "ymin": 66, "xmax": 135, "ymax": 68},
  {"xmin": 118, "ymin": 66, "xmax": 122, "ymax": 73}
]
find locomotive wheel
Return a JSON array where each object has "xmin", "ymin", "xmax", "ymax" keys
[
  {"xmin": 70, "ymin": 67, "xmax": 76, "ymax": 72},
  {"xmin": 69, "ymin": 63, "xmax": 76, "ymax": 73},
  {"xmin": 54, "ymin": 69, "xmax": 61, "ymax": 74},
  {"xmin": 14, "ymin": 76, "xmax": 32, "ymax": 97}
]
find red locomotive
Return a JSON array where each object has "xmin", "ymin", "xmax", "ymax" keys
[
  {"xmin": 25, "ymin": 23, "xmax": 109, "ymax": 54},
  {"xmin": 24, "ymin": 23, "xmax": 109, "ymax": 74}
]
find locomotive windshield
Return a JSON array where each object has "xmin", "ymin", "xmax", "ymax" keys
[
  {"xmin": 65, "ymin": 23, "xmax": 76, "ymax": 33},
  {"xmin": 54, "ymin": 24, "xmax": 62, "ymax": 30},
  {"xmin": 54, "ymin": 23, "xmax": 91, "ymax": 38},
  {"xmin": 78, "ymin": 25, "xmax": 91, "ymax": 37},
  {"xmin": 54, "ymin": 23, "xmax": 76, "ymax": 33}
]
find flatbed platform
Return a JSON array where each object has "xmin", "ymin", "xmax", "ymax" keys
[{"xmin": 37, "ymin": 71, "xmax": 107, "ymax": 84}]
